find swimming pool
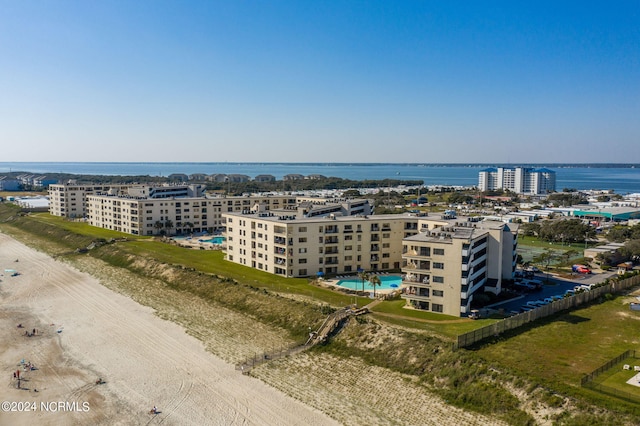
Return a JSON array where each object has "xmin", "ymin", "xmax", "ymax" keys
[
  {"xmin": 336, "ymin": 275, "xmax": 402, "ymax": 291},
  {"xmin": 199, "ymin": 236, "xmax": 226, "ymax": 244}
]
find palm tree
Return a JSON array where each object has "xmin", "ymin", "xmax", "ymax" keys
[
  {"xmin": 153, "ymin": 220, "xmax": 164, "ymax": 235},
  {"xmin": 369, "ymin": 274, "xmax": 382, "ymax": 298},
  {"xmin": 357, "ymin": 270, "xmax": 370, "ymax": 293},
  {"xmin": 164, "ymin": 219, "xmax": 174, "ymax": 236},
  {"xmin": 184, "ymin": 222, "xmax": 194, "ymax": 234}
]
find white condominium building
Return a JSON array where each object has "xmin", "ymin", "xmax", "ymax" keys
[
  {"xmin": 401, "ymin": 219, "xmax": 518, "ymax": 316},
  {"xmin": 48, "ymin": 182, "xmax": 132, "ymax": 218},
  {"xmin": 223, "ymin": 211, "xmax": 421, "ymax": 277},
  {"xmin": 69, "ymin": 182, "xmax": 373, "ymax": 236},
  {"xmin": 478, "ymin": 167, "xmax": 556, "ymax": 195}
]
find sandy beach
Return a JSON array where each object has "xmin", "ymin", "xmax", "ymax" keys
[{"xmin": 0, "ymin": 232, "xmax": 337, "ymax": 425}]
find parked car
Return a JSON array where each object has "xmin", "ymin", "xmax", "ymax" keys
[
  {"xmin": 572, "ymin": 264, "xmax": 592, "ymax": 274},
  {"xmin": 525, "ymin": 266, "xmax": 540, "ymax": 273},
  {"xmin": 514, "ymin": 282, "xmax": 535, "ymax": 292}
]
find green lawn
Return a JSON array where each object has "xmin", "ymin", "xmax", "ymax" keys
[
  {"xmin": 597, "ymin": 363, "xmax": 640, "ymax": 391},
  {"xmin": 518, "ymin": 235, "xmax": 591, "ymax": 251},
  {"xmin": 29, "ymin": 212, "xmax": 147, "ymax": 240},
  {"xmin": 371, "ymin": 299, "xmax": 500, "ymax": 337},
  {"xmin": 476, "ymin": 294, "xmax": 640, "ymax": 390},
  {"xmin": 121, "ymin": 240, "xmax": 368, "ymax": 307}
]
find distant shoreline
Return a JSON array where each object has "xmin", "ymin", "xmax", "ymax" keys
[
  {"xmin": 1, "ymin": 162, "xmax": 639, "ymax": 194},
  {"xmin": 1, "ymin": 161, "xmax": 639, "ymax": 167}
]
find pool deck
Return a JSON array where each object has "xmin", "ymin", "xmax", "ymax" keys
[
  {"xmin": 323, "ymin": 273, "xmax": 401, "ymax": 295},
  {"xmin": 169, "ymin": 235, "xmax": 225, "ymax": 250}
]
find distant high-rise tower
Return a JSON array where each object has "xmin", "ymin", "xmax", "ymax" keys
[{"xmin": 478, "ymin": 167, "xmax": 555, "ymax": 195}]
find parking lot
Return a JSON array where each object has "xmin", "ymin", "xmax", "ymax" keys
[{"xmin": 491, "ymin": 270, "xmax": 618, "ymax": 314}]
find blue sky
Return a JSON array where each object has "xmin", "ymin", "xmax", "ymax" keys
[{"xmin": 1, "ymin": 1, "xmax": 638, "ymax": 163}]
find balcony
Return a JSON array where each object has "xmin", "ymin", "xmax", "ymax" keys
[
  {"xmin": 405, "ymin": 260, "xmax": 430, "ymax": 271},
  {"xmin": 324, "ymin": 237, "xmax": 339, "ymax": 244},
  {"xmin": 402, "ymin": 273, "xmax": 430, "ymax": 284},
  {"xmin": 401, "ymin": 293, "xmax": 431, "ymax": 302}
]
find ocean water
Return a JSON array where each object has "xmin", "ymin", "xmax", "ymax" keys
[{"xmin": 0, "ymin": 162, "xmax": 639, "ymax": 194}]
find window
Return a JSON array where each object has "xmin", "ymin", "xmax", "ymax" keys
[
  {"xmin": 432, "ymin": 290, "xmax": 444, "ymax": 297},
  {"xmin": 299, "ymin": 226, "xmax": 307, "ymax": 232},
  {"xmin": 344, "ymin": 255, "xmax": 352, "ymax": 261},
  {"xmin": 382, "ymin": 253, "xmax": 390, "ymax": 258},
  {"xmin": 382, "ymin": 243, "xmax": 390, "ymax": 248},
  {"xmin": 382, "ymin": 233, "xmax": 390, "ymax": 238},
  {"xmin": 298, "ymin": 269, "xmax": 307, "ymax": 276},
  {"xmin": 298, "ymin": 248, "xmax": 307, "ymax": 253},
  {"xmin": 433, "ymin": 262, "xmax": 444, "ymax": 269},
  {"xmin": 344, "ymin": 235, "xmax": 353, "ymax": 241},
  {"xmin": 345, "ymin": 245, "xmax": 352, "ymax": 251},
  {"xmin": 433, "ymin": 276, "xmax": 444, "ymax": 283},
  {"xmin": 432, "ymin": 304, "xmax": 443, "ymax": 313},
  {"xmin": 299, "ymin": 259, "xmax": 307, "ymax": 264},
  {"xmin": 434, "ymin": 248, "xmax": 445, "ymax": 255},
  {"xmin": 299, "ymin": 237, "xmax": 307, "ymax": 243}
]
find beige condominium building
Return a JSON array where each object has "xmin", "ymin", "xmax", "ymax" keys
[
  {"xmin": 401, "ymin": 218, "xmax": 518, "ymax": 316},
  {"xmin": 48, "ymin": 182, "xmax": 132, "ymax": 218},
  {"xmin": 223, "ymin": 211, "xmax": 421, "ymax": 278},
  {"xmin": 64, "ymin": 182, "xmax": 373, "ymax": 236}
]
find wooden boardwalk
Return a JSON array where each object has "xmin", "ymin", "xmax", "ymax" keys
[{"xmin": 237, "ymin": 303, "xmax": 371, "ymax": 374}]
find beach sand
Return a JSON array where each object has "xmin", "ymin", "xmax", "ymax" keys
[{"xmin": 0, "ymin": 232, "xmax": 337, "ymax": 425}]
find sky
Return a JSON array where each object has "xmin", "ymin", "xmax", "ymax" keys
[{"xmin": 0, "ymin": 1, "xmax": 638, "ymax": 163}]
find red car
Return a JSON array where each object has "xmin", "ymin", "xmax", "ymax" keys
[{"xmin": 572, "ymin": 264, "xmax": 591, "ymax": 274}]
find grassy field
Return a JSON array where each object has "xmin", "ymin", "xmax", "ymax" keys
[
  {"xmin": 475, "ymin": 290, "xmax": 640, "ymax": 414},
  {"xmin": 517, "ymin": 235, "xmax": 592, "ymax": 251},
  {"xmin": 517, "ymin": 235, "xmax": 589, "ymax": 266}
]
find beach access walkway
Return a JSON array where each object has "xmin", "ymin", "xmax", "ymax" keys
[{"xmin": 236, "ymin": 302, "xmax": 375, "ymax": 374}]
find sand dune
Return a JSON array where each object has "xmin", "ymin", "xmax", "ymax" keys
[{"xmin": 0, "ymin": 232, "xmax": 337, "ymax": 425}]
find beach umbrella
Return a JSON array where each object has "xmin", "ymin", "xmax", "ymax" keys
[{"xmin": 316, "ymin": 271, "xmax": 324, "ymax": 277}]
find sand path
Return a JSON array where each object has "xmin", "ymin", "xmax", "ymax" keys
[{"xmin": 0, "ymin": 232, "xmax": 338, "ymax": 425}]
